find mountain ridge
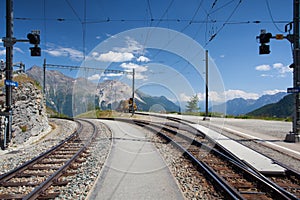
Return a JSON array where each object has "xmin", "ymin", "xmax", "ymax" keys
[
  {"xmin": 211, "ymin": 92, "xmax": 287, "ymax": 116},
  {"xmin": 27, "ymin": 66, "xmax": 180, "ymax": 116},
  {"xmin": 247, "ymin": 94, "xmax": 293, "ymax": 118}
]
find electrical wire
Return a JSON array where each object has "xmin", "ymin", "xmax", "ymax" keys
[
  {"xmin": 14, "ymin": 16, "xmax": 289, "ymax": 25},
  {"xmin": 205, "ymin": 0, "xmax": 243, "ymax": 47},
  {"xmin": 265, "ymin": 0, "xmax": 285, "ymax": 33},
  {"xmin": 65, "ymin": 0, "xmax": 82, "ymax": 23},
  {"xmin": 43, "ymin": 0, "xmax": 47, "ymax": 57},
  {"xmin": 154, "ymin": 0, "xmax": 175, "ymax": 27},
  {"xmin": 147, "ymin": 0, "xmax": 153, "ymax": 26},
  {"xmin": 82, "ymin": 0, "xmax": 86, "ymax": 62}
]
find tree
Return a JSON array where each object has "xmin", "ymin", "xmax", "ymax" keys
[{"xmin": 186, "ymin": 94, "xmax": 200, "ymax": 113}]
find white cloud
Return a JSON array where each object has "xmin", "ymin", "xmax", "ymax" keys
[
  {"xmin": 220, "ymin": 54, "xmax": 225, "ymax": 58},
  {"xmin": 137, "ymin": 55, "xmax": 150, "ymax": 62},
  {"xmin": 114, "ymin": 37, "xmax": 144, "ymax": 54},
  {"xmin": 261, "ymin": 74, "xmax": 273, "ymax": 77},
  {"xmin": 45, "ymin": 45, "xmax": 84, "ymax": 61},
  {"xmin": 88, "ymin": 74, "xmax": 101, "ymax": 81},
  {"xmin": 273, "ymin": 62, "xmax": 292, "ymax": 74},
  {"xmin": 180, "ymin": 90, "xmax": 260, "ymax": 104},
  {"xmin": 104, "ymin": 73, "xmax": 123, "ymax": 77},
  {"xmin": 88, "ymin": 72, "xmax": 123, "ymax": 81},
  {"xmin": 0, "ymin": 49, "xmax": 5, "ymax": 56},
  {"xmin": 0, "ymin": 47, "xmax": 24, "ymax": 56},
  {"xmin": 120, "ymin": 62, "xmax": 148, "ymax": 80},
  {"xmin": 105, "ymin": 33, "xmax": 116, "ymax": 39},
  {"xmin": 208, "ymin": 91, "xmax": 226, "ymax": 102},
  {"xmin": 263, "ymin": 89, "xmax": 286, "ymax": 95},
  {"xmin": 225, "ymin": 89, "xmax": 259, "ymax": 100},
  {"xmin": 179, "ymin": 93, "xmax": 192, "ymax": 102},
  {"xmin": 92, "ymin": 51, "xmax": 134, "ymax": 62},
  {"xmin": 255, "ymin": 64, "xmax": 271, "ymax": 71},
  {"xmin": 14, "ymin": 47, "xmax": 24, "ymax": 54},
  {"xmin": 178, "ymin": 88, "xmax": 287, "ymax": 106},
  {"xmin": 120, "ymin": 62, "xmax": 148, "ymax": 72}
]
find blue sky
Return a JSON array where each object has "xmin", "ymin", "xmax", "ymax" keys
[{"xmin": 0, "ymin": 0, "xmax": 294, "ymax": 105}]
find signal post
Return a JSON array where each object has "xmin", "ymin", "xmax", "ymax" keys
[{"xmin": 257, "ymin": 0, "xmax": 300, "ymax": 142}]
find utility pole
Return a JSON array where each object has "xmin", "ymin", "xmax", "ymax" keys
[
  {"xmin": 204, "ymin": 50, "xmax": 209, "ymax": 120},
  {"xmin": 131, "ymin": 68, "xmax": 135, "ymax": 116},
  {"xmin": 4, "ymin": 0, "xmax": 14, "ymax": 146},
  {"xmin": 286, "ymin": 0, "xmax": 300, "ymax": 142},
  {"xmin": 257, "ymin": 0, "xmax": 300, "ymax": 142},
  {"xmin": 43, "ymin": 58, "xmax": 46, "ymax": 95},
  {"xmin": 1, "ymin": 0, "xmax": 40, "ymax": 149}
]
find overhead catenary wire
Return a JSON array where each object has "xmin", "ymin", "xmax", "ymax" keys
[
  {"xmin": 147, "ymin": 0, "xmax": 153, "ymax": 26},
  {"xmin": 265, "ymin": 0, "xmax": 285, "ymax": 33},
  {"xmin": 205, "ymin": 0, "xmax": 243, "ymax": 47},
  {"xmin": 14, "ymin": 16, "xmax": 289, "ymax": 25}
]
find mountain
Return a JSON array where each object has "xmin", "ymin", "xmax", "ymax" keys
[
  {"xmin": 247, "ymin": 94, "xmax": 293, "ymax": 118},
  {"xmin": 27, "ymin": 66, "xmax": 180, "ymax": 116},
  {"xmin": 211, "ymin": 92, "xmax": 287, "ymax": 116},
  {"xmin": 27, "ymin": 66, "xmax": 77, "ymax": 117},
  {"xmin": 136, "ymin": 91, "xmax": 180, "ymax": 112}
]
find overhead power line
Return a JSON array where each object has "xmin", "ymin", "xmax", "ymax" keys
[
  {"xmin": 205, "ymin": 0, "xmax": 243, "ymax": 46},
  {"xmin": 265, "ymin": 0, "xmax": 285, "ymax": 33},
  {"xmin": 14, "ymin": 17, "xmax": 289, "ymax": 25}
]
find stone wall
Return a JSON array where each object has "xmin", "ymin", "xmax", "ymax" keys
[{"xmin": 7, "ymin": 74, "xmax": 49, "ymax": 145}]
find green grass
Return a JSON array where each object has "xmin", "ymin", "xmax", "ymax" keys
[{"xmin": 76, "ymin": 109, "xmax": 114, "ymax": 118}]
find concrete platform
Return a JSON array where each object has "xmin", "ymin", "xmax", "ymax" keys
[
  {"xmin": 87, "ymin": 120, "xmax": 184, "ymax": 200},
  {"xmin": 190, "ymin": 124, "xmax": 286, "ymax": 174}
]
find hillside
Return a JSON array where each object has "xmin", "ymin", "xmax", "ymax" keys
[
  {"xmin": 247, "ymin": 94, "xmax": 293, "ymax": 118},
  {"xmin": 27, "ymin": 66, "xmax": 180, "ymax": 116},
  {"xmin": 212, "ymin": 92, "xmax": 287, "ymax": 116},
  {"xmin": 136, "ymin": 91, "xmax": 180, "ymax": 112}
]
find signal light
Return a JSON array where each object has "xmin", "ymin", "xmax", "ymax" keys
[
  {"xmin": 259, "ymin": 44, "xmax": 270, "ymax": 55},
  {"xmin": 30, "ymin": 46, "xmax": 41, "ymax": 56},
  {"xmin": 27, "ymin": 33, "xmax": 40, "ymax": 45},
  {"xmin": 27, "ymin": 32, "xmax": 41, "ymax": 56},
  {"xmin": 259, "ymin": 32, "xmax": 272, "ymax": 44},
  {"xmin": 258, "ymin": 29, "xmax": 272, "ymax": 55}
]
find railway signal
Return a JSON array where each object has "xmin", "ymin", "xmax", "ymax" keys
[
  {"xmin": 256, "ymin": 0, "xmax": 300, "ymax": 142},
  {"xmin": 27, "ymin": 31, "xmax": 41, "ymax": 56},
  {"xmin": 257, "ymin": 29, "xmax": 272, "ymax": 54}
]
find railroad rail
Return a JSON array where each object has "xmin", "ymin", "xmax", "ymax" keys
[
  {"xmin": 107, "ymin": 116, "xmax": 297, "ymax": 200},
  {"xmin": 135, "ymin": 113, "xmax": 300, "ymax": 199},
  {"xmin": 0, "ymin": 119, "xmax": 98, "ymax": 199},
  {"xmin": 162, "ymin": 117, "xmax": 300, "ymax": 199}
]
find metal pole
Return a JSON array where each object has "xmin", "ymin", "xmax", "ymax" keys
[
  {"xmin": 5, "ymin": 0, "xmax": 14, "ymax": 146},
  {"xmin": 205, "ymin": 50, "xmax": 209, "ymax": 118},
  {"xmin": 43, "ymin": 58, "xmax": 46, "ymax": 95},
  {"xmin": 286, "ymin": 0, "xmax": 300, "ymax": 142},
  {"xmin": 203, "ymin": 50, "xmax": 209, "ymax": 120},
  {"xmin": 293, "ymin": 0, "xmax": 300, "ymax": 141},
  {"xmin": 131, "ymin": 68, "xmax": 135, "ymax": 116}
]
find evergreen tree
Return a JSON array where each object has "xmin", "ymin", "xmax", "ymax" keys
[{"xmin": 186, "ymin": 94, "xmax": 200, "ymax": 113}]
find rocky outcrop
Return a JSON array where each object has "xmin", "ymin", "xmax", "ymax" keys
[{"xmin": 7, "ymin": 74, "xmax": 49, "ymax": 145}]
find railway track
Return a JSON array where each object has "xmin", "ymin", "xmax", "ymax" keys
[
  {"xmin": 0, "ymin": 119, "xmax": 98, "ymax": 199},
  {"xmin": 162, "ymin": 118, "xmax": 300, "ymax": 200},
  {"xmin": 127, "ymin": 118, "xmax": 299, "ymax": 200}
]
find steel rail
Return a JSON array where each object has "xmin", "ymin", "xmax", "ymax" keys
[
  {"xmin": 0, "ymin": 120, "xmax": 82, "ymax": 183},
  {"xmin": 23, "ymin": 119, "xmax": 97, "ymax": 199},
  {"xmin": 133, "ymin": 120, "xmax": 243, "ymax": 199},
  {"xmin": 132, "ymin": 119, "xmax": 291, "ymax": 200}
]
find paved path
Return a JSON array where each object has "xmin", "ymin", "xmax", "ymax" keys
[{"xmin": 87, "ymin": 120, "xmax": 183, "ymax": 200}]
